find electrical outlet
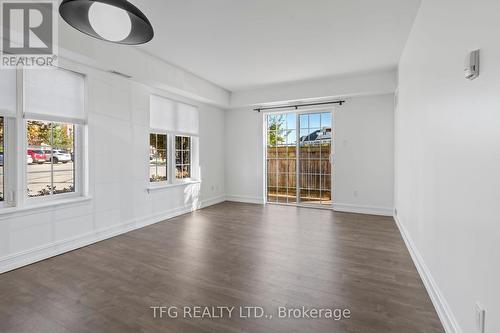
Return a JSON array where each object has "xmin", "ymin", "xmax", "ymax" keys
[{"xmin": 474, "ymin": 302, "xmax": 485, "ymax": 333}]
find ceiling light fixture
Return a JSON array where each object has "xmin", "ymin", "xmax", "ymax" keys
[{"xmin": 59, "ymin": 0, "xmax": 154, "ymax": 45}]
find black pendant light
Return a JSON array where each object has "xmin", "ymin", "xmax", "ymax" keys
[{"xmin": 59, "ymin": 0, "xmax": 154, "ymax": 45}]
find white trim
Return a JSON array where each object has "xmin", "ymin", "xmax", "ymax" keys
[
  {"xmin": 261, "ymin": 112, "xmax": 269, "ymax": 204},
  {"xmin": 174, "ymin": 135, "xmax": 193, "ymax": 181},
  {"xmin": 147, "ymin": 180, "xmax": 201, "ymax": 193},
  {"xmin": 0, "ymin": 196, "xmax": 91, "ymax": 220},
  {"xmin": 1, "ymin": 117, "xmax": 15, "ymax": 206},
  {"xmin": 268, "ymin": 201, "xmax": 333, "ymax": 210},
  {"xmin": 0, "ymin": 195, "xmax": 225, "ymax": 274},
  {"xmin": 24, "ymin": 120, "xmax": 84, "ymax": 202},
  {"xmin": 394, "ymin": 215, "xmax": 462, "ymax": 333},
  {"xmin": 199, "ymin": 194, "xmax": 226, "ymax": 208},
  {"xmin": 333, "ymin": 203, "xmax": 393, "ymax": 216},
  {"xmin": 23, "ymin": 113, "xmax": 86, "ymax": 125},
  {"xmin": 0, "ymin": 111, "xmax": 16, "ymax": 118},
  {"xmin": 148, "ymin": 132, "xmax": 169, "ymax": 183},
  {"xmin": 225, "ymin": 195, "xmax": 264, "ymax": 204}
]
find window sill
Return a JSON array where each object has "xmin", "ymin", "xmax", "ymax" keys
[
  {"xmin": 0, "ymin": 196, "xmax": 92, "ymax": 219},
  {"xmin": 147, "ymin": 180, "xmax": 201, "ymax": 193}
]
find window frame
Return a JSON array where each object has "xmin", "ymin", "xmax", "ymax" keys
[
  {"xmin": 0, "ymin": 116, "xmax": 7, "ymax": 207},
  {"xmin": 263, "ymin": 108, "xmax": 335, "ymax": 209},
  {"xmin": 174, "ymin": 135, "xmax": 193, "ymax": 182},
  {"xmin": 23, "ymin": 117, "xmax": 84, "ymax": 203},
  {"xmin": 0, "ymin": 71, "xmax": 19, "ymax": 209},
  {"xmin": 0, "ymin": 117, "xmax": 17, "ymax": 209},
  {"xmin": 149, "ymin": 131, "xmax": 168, "ymax": 184}
]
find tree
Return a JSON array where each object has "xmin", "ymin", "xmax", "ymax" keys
[
  {"xmin": 268, "ymin": 115, "xmax": 286, "ymax": 145},
  {"xmin": 27, "ymin": 121, "xmax": 73, "ymax": 149},
  {"xmin": 52, "ymin": 124, "xmax": 73, "ymax": 149},
  {"xmin": 27, "ymin": 121, "xmax": 50, "ymax": 146}
]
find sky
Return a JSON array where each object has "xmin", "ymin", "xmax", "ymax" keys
[{"xmin": 267, "ymin": 112, "xmax": 332, "ymax": 144}]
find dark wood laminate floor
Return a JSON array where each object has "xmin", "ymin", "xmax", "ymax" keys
[{"xmin": 0, "ymin": 202, "xmax": 444, "ymax": 333}]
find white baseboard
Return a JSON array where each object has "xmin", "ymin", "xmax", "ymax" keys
[
  {"xmin": 394, "ymin": 215, "xmax": 462, "ymax": 333},
  {"xmin": 225, "ymin": 195, "xmax": 264, "ymax": 205},
  {"xmin": 333, "ymin": 203, "xmax": 393, "ymax": 216},
  {"xmin": 0, "ymin": 195, "xmax": 225, "ymax": 274},
  {"xmin": 223, "ymin": 199, "xmax": 392, "ymax": 216},
  {"xmin": 200, "ymin": 195, "xmax": 226, "ymax": 208}
]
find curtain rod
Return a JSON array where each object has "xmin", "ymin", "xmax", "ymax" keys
[{"xmin": 254, "ymin": 100, "xmax": 345, "ymax": 112}]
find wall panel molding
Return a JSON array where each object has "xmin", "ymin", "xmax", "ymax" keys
[{"xmin": 0, "ymin": 195, "xmax": 226, "ymax": 274}]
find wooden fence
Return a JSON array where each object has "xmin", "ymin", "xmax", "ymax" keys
[{"xmin": 267, "ymin": 145, "xmax": 332, "ymax": 202}]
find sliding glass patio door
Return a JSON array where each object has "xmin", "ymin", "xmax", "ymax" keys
[{"xmin": 266, "ymin": 110, "xmax": 333, "ymax": 207}]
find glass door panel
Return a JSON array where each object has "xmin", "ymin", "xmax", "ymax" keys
[
  {"xmin": 298, "ymin": 112, "xmax": 332, "ymax": 206},
  {"xmin": 266, "ymin": 114, "xmax": 297, "ymax": 204},
  {"xmin": 266, "ymin": 111, "xmax": 332, "ymax": 207}
]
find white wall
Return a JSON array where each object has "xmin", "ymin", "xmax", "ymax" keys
[
  {"xmin": 225, "ymin": 94, "xmax": 394, "ymax": 215},
  {"xmin": 231, "ymin": 69, "xmax": 397, "ymax": 107},
  {"xmin": 59, "ymin": 21, "xmax": 230, "ymax": 108},
  {"xmin": 224, "ymin": 108, "xmax": 264, "ymax": 203},
  {"xmin": 0, "ymin": 58, "xmax": 226, "ymax": 273},
  {"xmin": 396, "ymin": 1, "xmax": 500, "ymax": 332},
  {"xmin": 335, "ymin": 94, "xmax": 394, "ymax": 215}
]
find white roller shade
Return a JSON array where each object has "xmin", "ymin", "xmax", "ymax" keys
[
  {"xmin": 24, "ymin": 67, "xmax": 85, "ymax": 123},
  {"xmin": 150, "ymin": 95, "xmax": 199, "ymax": 135},
  {"xmin": 150, "ymin": 94, "xmax": 176, "ymax": 131},
  {"xmin": 0, "ymin": 69, "xmax": 17, "ymax": 117},
  {"xmin": 177, "ymin": 102, "xmax": 199, "ymax": 135}
]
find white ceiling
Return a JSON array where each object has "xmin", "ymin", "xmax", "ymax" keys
[{"xmin": 136, "ymin": 0, "xmax": 421, "ymax": 91}]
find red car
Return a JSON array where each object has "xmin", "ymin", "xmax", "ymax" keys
[{"xmin": 27, "ymin": 149, "xmax": 47, "ymax": 164}]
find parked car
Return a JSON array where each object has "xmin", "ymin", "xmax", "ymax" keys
[
  {"xmin": 27, "ymin": 154, "xmax": 33, "ymax": 165},
  {"xmin": 0, "ymin": 152, "xmax": 3, "ymax": 166},
  {"xmin": 51, "ymin": 150, "xmax": 71, "ymax": 164},
  {"xmin": 27, "ymin": 149, "xmax": 47, "ymax": 164},
  {"xmin": 44, "ymin": 149, "xmax": 52, "ymax": 162}
]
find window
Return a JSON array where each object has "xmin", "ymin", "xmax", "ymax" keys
[
  {"xmin": 26, "ymin": 120, "xmax": 75, "ymax": 197},
  {"xmin": 175, "ymin": 136, "xmax": 191, "ymax": 179},
  {"xmin": 24, "ymin": 67, "xmax": 85, "ymax": 200},
  {"xmin": 0, "ymin": 117, "xmax": 4, "ymax": 201},
  {"xmin": 149, "ymin": 95, "xmax": 199, "ymax": 186},
  {"xmin": 149, "ymin": 133, "xmax": 167, "ymax": 182}
]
